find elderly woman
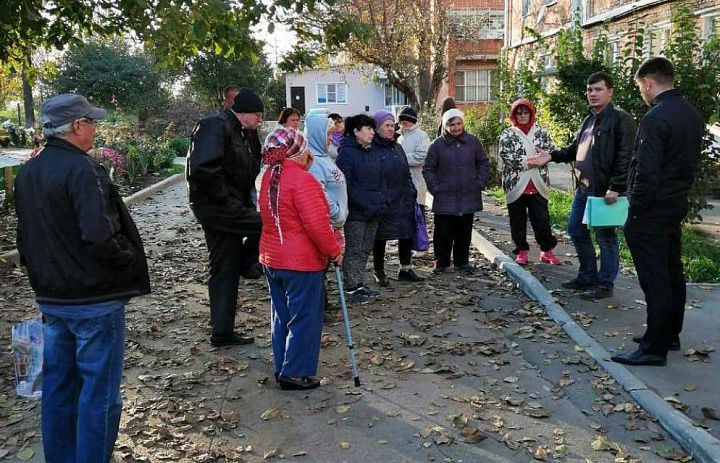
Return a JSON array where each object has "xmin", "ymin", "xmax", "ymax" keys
[
  {"xmin": 371, "ymin": 109, "xmax": 422, "ymax": 286},
  {"xmin": 499, "ymin": 99, "xmax": 560, "ymax": 266},
  {"xmin": 259, "ymin": 127, "xmax": 343, "ymax": 391},
  {"xmin": 423, "ymin": 109, "xmax": 489, "ymax": 274},
  {"xmin": 336, "ymin": 114, "xmax": 382, "ymax": 303},
  {"xmin": 436, "ymin": 97, "xmax": 456, "ymax": 138}
]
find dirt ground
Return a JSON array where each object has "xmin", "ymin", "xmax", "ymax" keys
[{"xmin": 0, "ymin": 183, "xmax": 690, "ymax": 462}]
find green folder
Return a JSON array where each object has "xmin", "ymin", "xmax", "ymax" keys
[{"xmin": 585, "ymin": 196, "xmax": 629, "ymax": 228}]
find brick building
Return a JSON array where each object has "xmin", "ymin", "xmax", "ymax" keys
[
  {"xmin": 438, "ymin": 0, "xmax": 505, "ymax": 111},
  {"xmin": 504, "ymin": 0, "xmax": 720, "ymax": 76}
]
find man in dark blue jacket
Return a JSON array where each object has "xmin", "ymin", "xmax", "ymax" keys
[
  {"xmin": 611, "ymin": 58, "xmax": 704, "ymax": 366},
  {"xmin": 15, "ymin": 93, "xmax": 150, "ymax": 462}
]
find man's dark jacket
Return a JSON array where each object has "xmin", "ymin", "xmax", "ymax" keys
[
  {"xmin": 14, "ymin": 137, "xmax": 150, "ymax": 305},
  {"xmin": 627, "ymin": 89, "xmax": 704, "ymax": 220},
  {"xmin": 551, "ymin": 102, "xmax": 637, "ymax": 195},
  {"xmin": 186, "ymin": 109, "xmax": 262, "ymax": 232}
]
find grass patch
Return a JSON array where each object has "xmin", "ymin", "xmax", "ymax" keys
[
  {"xmin": 548, "ymin": 189, "xmax": 573, "ymax": 231},
  {"xmin": 486, "ymin": 187, "xmax": 506, "ymax": 205},
  {"xmin": 681, "ymin": 226, "xmax": 720, "ymax": 283},
  {"xmin": 548, "ymin": 189, "xmax": 720, "ymax": 283}
]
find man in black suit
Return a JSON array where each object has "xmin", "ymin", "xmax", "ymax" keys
[{"xmin": 612, "ymin": 57, "xmax": 705, "ymax": 366}]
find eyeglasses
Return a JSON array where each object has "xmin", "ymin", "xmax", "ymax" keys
[{"xmin": 77, "ymin": 118, "xmax": 96, "ymax": 126}]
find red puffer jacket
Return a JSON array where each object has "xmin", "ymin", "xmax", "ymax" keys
[{"xmin": 259, "ymin": 160, "xmax": 342, "ymax": 271}]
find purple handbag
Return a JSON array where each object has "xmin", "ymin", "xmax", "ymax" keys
[{"xmin": 412, "ymin": 203, "xmax": 430, "ymax": 252}]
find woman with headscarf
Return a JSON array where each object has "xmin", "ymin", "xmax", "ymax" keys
[
  {"xmin": 259, "ymin": 127, "xmax": 343, "ymax": 390},
  {"xmin": 371, "ymin": 109, "xmax": 423, "ymax": 287},
  {"xmin": 336, "ymin": 114, "xmax": 382, "ymax": 303},
  {"xmin": 499, "ymin": 99, "xmax": 560, "ymax": 266},
  {"xmin": 423, "ymin": 109, "xmax": 489, "ymax": 274}
]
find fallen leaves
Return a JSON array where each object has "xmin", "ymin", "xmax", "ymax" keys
[
  {"xmin": 260, "ymin": 408, "xmax": 279, "ymax": 421},
  {"xmin": 683, "ymin": 347, "xmax": 714, "ymax": 362}
]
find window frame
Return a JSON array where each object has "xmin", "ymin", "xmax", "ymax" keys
[
  {"xmin": 454, "ymin": 69, "xmax": 497, "ymax": 103},
  {"xmin": 316, "ymin": 82, "xmax": 348, "ymax": 105}
]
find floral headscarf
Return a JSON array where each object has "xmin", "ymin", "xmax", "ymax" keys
[{"xmin": 262, "ymin": 127, "xmax": 308, "ymax": 243}]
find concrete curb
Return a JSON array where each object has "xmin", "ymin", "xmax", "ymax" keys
[
  {"xmin": 0, "ymin": 174, "xmax": 184, "ymax": 268},
  {"xmin": 470, "ymin": 229, "xmax": 720, "ymax": 463}
]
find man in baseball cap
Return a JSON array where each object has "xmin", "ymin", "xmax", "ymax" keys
[
  {"xmin": 15, "ymin": 93, "xmax": 150, "ymax": 462},
  {"xmin": 41, "ymin": 93, "xmax": 107, "ymax": 129},
  {"xmin": 186, "ymin": 87, "xmax": 265, "ymax": 347}
]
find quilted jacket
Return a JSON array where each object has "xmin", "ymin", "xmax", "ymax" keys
[{"xmin": 259, "ymin": 160, "xmax": 342, "ymax": 271}]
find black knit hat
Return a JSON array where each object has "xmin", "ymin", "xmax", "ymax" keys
[
  {"xmin": 398, "ymin": 106, "xmax": 418, "ymax": 124},
  {"xmin": 232, "ymin": 88, "xmax": 265, "ymax": 113}
]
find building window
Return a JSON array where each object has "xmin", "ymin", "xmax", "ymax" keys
[
  {"xmin": 645, "ymin": 22, "xmax": 671, "ymax": 57},
  {"xmin": 448, "ymin": 11, "xmax": 504, "ymax": 41},
  {"xmin": 606, "ymin": 39, "xmax": 620, "ymax": 64},
  {"xmin": 455, "ymin": 69, "xmax": 496, "ymax": 103},
  {"xmin": 522, "ymin": 0, "xmax": 530, "ymax": 16},
  {"xmin": 384, "ymin": 84, "xmax": 407, "ymax": 107},
  {"xmin": 703, "ymin": 14, "xmax": 720, "ymax": 41},
  {"xmin": 317, "ymin": 83, "xmax": 347, "ymax": 104}
]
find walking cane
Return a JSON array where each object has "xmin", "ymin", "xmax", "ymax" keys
[{"xmin": 333, "ymin": 265, "xmax": 361, "ymax": 387}]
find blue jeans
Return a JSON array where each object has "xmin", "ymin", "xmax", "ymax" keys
[
  {"xmin": 42, "ymin": 308, "xmax": 125, "ymax": 463},
  {"xmin": 264, "ymin": 267, "xmax": 324, "ymax": 378},
  {"xmin": 567, "ymin": 188, "xmax": 619, "ymax": 288}
]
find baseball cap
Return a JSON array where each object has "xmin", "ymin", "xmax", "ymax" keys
[{"xmin": 41, "ymin": 94, "xmax": 107, "ymax": 128}]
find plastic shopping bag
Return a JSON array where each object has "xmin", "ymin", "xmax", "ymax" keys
[
  {"xmin": 12, "ymin": 318, "xmax": 43, "ymax": 398},
  {"xmin": 411, "ymin": 204, "xmax": 430, "ymax": 252}
]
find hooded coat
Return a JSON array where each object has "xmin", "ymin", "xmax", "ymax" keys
[
  {"xmin": 498, "ymin": 99, "xmax": 556, "ymax": 204},
  {"xmin": 306, "ymin": 110, "xmax": 349, "ymax": 228}
]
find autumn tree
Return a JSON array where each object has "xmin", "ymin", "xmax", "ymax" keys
[
  {"xmin": 281, "ymin": 0, "xmax": 487, "ymax": 108},
  {"xmin": 1, "ymin": 0, "xmax": 313, "ymax": 126}
]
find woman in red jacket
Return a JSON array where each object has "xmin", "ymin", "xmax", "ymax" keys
[{"xmin": 259, "ymin": 127, "xmax": 343, "ymax": 390}]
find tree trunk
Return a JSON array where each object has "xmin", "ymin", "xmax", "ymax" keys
[{"xmin": 21, "ymin": 54, "xmax": 35, "ymax": 128}]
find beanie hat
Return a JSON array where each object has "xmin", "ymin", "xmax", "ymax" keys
[
  {"xmin": 442, "ymin": 108, "xmax": 464, "ymax": 127},
  {"xmin": 232, "ymin": 88, "xmax": 265, "ymax": 113},
  {"xmin": 373, "ymin": 109, "xmax": 395, "ymax": 128},
  {"xmin": 398, "ymin": 106, "xmax": 418, "ymax": 124}
]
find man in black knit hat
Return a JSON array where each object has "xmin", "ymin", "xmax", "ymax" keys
[{"xmin": 187, "ymin": 88, "xmax": 265, "ymax": 347}]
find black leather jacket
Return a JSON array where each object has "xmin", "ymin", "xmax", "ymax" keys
[
  {"xmin": 627, "ymin": 89, "xmax": 704, "ymax": 220},
  {"xmin": 186, "ymin": 110, "xmax": 262, "ymax": 231},
  {"xmin": 15, "ymin": 138, "xmax": 151, "ymax": 305},
  {"xmin": 551, "ymin": 102, "xmax": 637, "ymax": 196}
]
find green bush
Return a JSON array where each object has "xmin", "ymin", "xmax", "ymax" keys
[
  {"xmin": 154, "ymin": 142, "xmax": 176, "ymax": 170},
  {"xmin": 464, "ymin": 106, "xmax": 507, "ymax": 188},
  {"xmin": 167, "ymin": 137, "xmax": 190, "ymax": 157}
]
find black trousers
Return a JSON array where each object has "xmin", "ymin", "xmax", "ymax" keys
[
  {"xmin": 507, "ymin": 194, "xmax": 557, "ymax": 253},
  {"xmin": 624, "ymin": 215, "xmax": 685, "ymax": 356},
  {"xmin": 433, "ymin": 213, "xmax": 474, "ymax": 268},
  {"xmin": 373, "ymin": 238, "xmax": 412, "ymax": 271},
  {"xmin": 202, "ymin": 214, "xmax": 262, "ymax": 337}
]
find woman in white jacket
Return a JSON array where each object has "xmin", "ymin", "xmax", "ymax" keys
[
  {"xmin": 499, "ymin": 99, "xmax": 561, "ymax": 266},
  {"xmin": 397, "ymin": 106, "xmax": 431, "ymax": 209}
]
